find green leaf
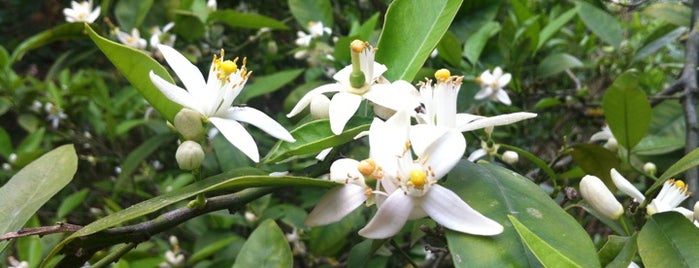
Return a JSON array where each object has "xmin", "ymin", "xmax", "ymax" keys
[
  {"xmin": 44, "ymin": 173, "xmax": 337, "ymax": 263},
  {"xmin": 638, "ymin": 212, "xmax": 699, "ymax": 267},
  {"xmin": 376, "ymin": 0, "xmax": 463, "ymax": 81},
  {"xmin": 508, "ymin": 215, "xmax": 582, "ymax": 267},
  {"xmin": 188, "ymin": 235, "xmax": 242, "ymax": 265},
  {"xmin": 537, "ymin": 53, "xmax": 584, "ymax": 78},
  {"xmin": 208, "ymin": 10, "xmax": 289, "ymax": 30},
  {"xmin": 600, "ymin": 234, "xmax": 638, "ymax": 268},
  {"xmin": 634, "ymin": 27, "xmax": 685, "ymax": 62},
  {"xmin": 0, "ymin": 127, "xmax": 12, "ymax": 158},
  {"xmin": 570, "ymin": 144, "xmax": 620, "ymax": 184},
  {"xmin": 263, "ymin": 118, "xmax": 370, "ymax": 164},
  {"xmin": 643, "ymin": 3, "xmax": 691, "ymax": 27},
  {"xmin": 658, "ymin": 147, "xmax": 699, "ymax": 182},
  {"xmin": 634, "ymin": 100, "xmax": 685, "ymax": 155},
  {"xmin": 115, "ymin": 133, "xmax": 175, "ymax": 191},
  {"xmin": 536, "ymin": 6, "xmax": 579, "ymax": 51},
  {"xmin": 232, "ymin": 219, "xmax": 292, "ymax": 268},
  {"xmin": 577, "ymin": 2, "xmax": 623, "ymax": 48},
  {"xmin": 0, "ymin": 145, "xmax": 77, "ymax": 253},
  {"xmin": 56, "ymin": 189, "xmax": 90, "ymax": 220},
  {"xmin": 445, "ymin": 161, "xmax": 599, "ymax": 268},
  {"xmin": 462, "ymin": 21, "xmax": 500, "ymax": 64},
  {"xmin": 10, "ymin": 23, "xmax": 86, "ymax": 63},
  {"xmin": 602, "ymin": 71, "xmax": 652, "ymax": 150},
  {"xmin": 288, "ymin": 0, "xmax": 333, "ymax": 27},
  {"xmin": 308, "ymin": 208, "xmax": 365, "ymax": 256},
  {"xmin": 436, "ymin": 31, "xmax": 462, "ymax": 67},
  {"xmin": 85, "ymin": 24, "xmax": 182, "ymax": 122},
  {"xmin": 236, "ymin": 69, "xmax": 304, "ymax": 103},
  {"xmin": 115, "ymin": 0, "xmax": 154, "ymax": 31}
]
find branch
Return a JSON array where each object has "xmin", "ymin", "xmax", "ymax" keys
[
  {"xmin": 683, "ymin": 0, "xmax": 699, "ymax": 204},
  {"xmin": 54, "ymin": 187, "xmax": 275, "ymax": 267},
  {"xmin": 0, "ymin": 223, "xmax": 82, "ymax": 241}
]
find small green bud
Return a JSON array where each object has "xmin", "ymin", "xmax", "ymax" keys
[
  {"xmin": 349, "ymin": 71, "xmax": 366, "ymax": 89},
  {"xmin": 176, "ymin": 141, "xmax": 205, "ymax": 170},
  {"xmin": 174, "ymin": 108, "xmax": 204, "ymax": 140}
]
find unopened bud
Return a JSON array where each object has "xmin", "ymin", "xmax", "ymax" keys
[
  {"xmin": 643, "ymin": 162, "xmax": 657, "ymax": 176},
  {"xmin": 176, "ymin": 141, "xmax": 205, "ymax": 170},
  {"xmin": 174, "ymin": 109, "xmax": 204, "ymax": 140},
  {"xmin": 502, "ymin": 151, "xmax": 519, "ymax": 165},
  {"xmin": 580, "ymin": 175, "xmax": 623, "ymax": 219},
  {"xmin": 310, "ymin": 94, "xmax": 330, "ymax": 119}
]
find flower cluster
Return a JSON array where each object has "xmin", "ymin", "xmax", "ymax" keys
[{"xmin": 63, "ymin": 0, "xmax": 100, "ymax": 23}]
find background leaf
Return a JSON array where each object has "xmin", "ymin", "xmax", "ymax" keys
[
  {"xmin": 288, "ymin": 0, "xmax": 333, "ymax": 27},
  {"xmin": 602, "ymin": 71, "xmax": 652, "ymax": 150},
  {"xmin": 577, "ymin": 2, "xmax": 623, "ymax": 48},
  {"xmin": 658, "ymin": 147, "xmax": 699, "ymax": 182},
  {"xmin": 536, "ymin": 7, "xmax": 579, "ymax": 51},
  {"xmin": 643, "ymin": 3, "xmax": 691, "ymax": 27},
  {"xmin": 10, "ymin": 23, "xmax": 86, "ymax": 63},
  {"xmin": 444, "ymin": 161, "xmax": 600, "ymax": 267},
  {"xmin": 508, "ymin": 215, "xmax": 582, "ymax": 267},
  {"xmin": 114, "ymin": 0, "xmax": 154, "ymax": 31},
  {"xmin": 537, "ymin": 53, "xmax": 584, "ymax": 78},
  {"xmin": 86, "ymin": 24, "xmax": 182, "ymax": 122},
  {"xmin": 236, "ymin": 69, "xmax": 304, "ymax": 103},
  {"xmin": 232, "ymin": 219, "xmax": 292, "ymax": 268},
  {"xmin": 208, "ymin": 10, "xmax": 289, "ymax": 30},
  {"xmin": 570, "ymin": 143, "xmax": 620, "ymax": 184},
  {"xmin": 0, "ymin": 145, "xmax": 77, "ymax": 253},
  {"xmin": 638, "ymin": 212, "xmax": 699, "ymax": 267},
  {"xmin": 462, "ymin": 21, "xmax": 500, "ymax": 64},
  {"xmin": 376, "ymin": 0, "xmax": 463, "ymax": 81}
]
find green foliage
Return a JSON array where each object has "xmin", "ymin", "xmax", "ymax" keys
[
  {"xmin": 10, "ymin": 23, "xmax": 87, "ymax": 63},
  {"xmin": 508, "ymin": 215, "xmax": 582, "ymax": 267},
  {"xmin": 643, "ymin": 2, "xmax": 691, "ymax": 27},
  {"xmin": 208, "ymin": 10, "xmax": 289, "ymax": 30},
  {"xmin": 115, "ymin": 0, "xmax": 154, "ymax": 31},
  {"xmin": 288, "ymin": 0, "xmax": 333, "ymax": 27},
  {"xmin": 232, "ymin": 219, "xmax": 293, "ymax": 268},
  {"xmin": 577, "ymin": 2, "xmax": 623, "ymax": 48},
  {"xmin": 638, "ymin": 212, "xmax": 699, "ymax": 267},
  {"xmin": 602, "ymin": 71, "xmax": 652, "ymax": 150}
]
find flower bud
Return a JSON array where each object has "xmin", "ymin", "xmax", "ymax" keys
[
  {"xmin": 174, "ymin": 108, "xmax": 204, "ymax": 140},
  {"xmin": 501, "ymin": 150, "xmax": 519, "ymax": 165},
  {"xmin": 643, "ymin": 162, "xmax": 657, "ymax": 176},
  {"xmin": 176, "ymin": 141, "xmax": 205, "ymax": 170},
  {"xmin": 310, "ymin": 94, "xmax": 330, "ymax": 119},
  {"xmin": 580, "ymin": 175, "xmax": 623, "ymax": 220}
]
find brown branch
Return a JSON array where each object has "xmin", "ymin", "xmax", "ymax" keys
[
  {"xmin": 0, "ymin": 222, "xmax": 82, "ymax": 241},
  {"xmin": 683, "ymin": 0, "xmax": 699, "ymax": 204}
]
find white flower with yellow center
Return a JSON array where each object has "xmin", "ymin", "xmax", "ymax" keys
[
  {"xmin": 63, "ymin": 0, "xmax": 100, "ymax": 23},
  {"xmin": 609, "ymin": 168, "xmax": 692, "ymax": 218},
  {"xmin": 474, "ymin": 67, "xmax": 512, "ymax": 105},
  {"xmin": 295, "ymin": 21, "xmax": 332, "ymax": 47},
  {"xmin": 116, "ymin": 28, "xmax": 147, "ymax": 50},
  {"xmin": 287, "ymin": 40, "xmax": 420, "ymax": 134},
  {"xmin": 358, "ymin": 111, "xmax": 503, "ymax": 239},
  {"xmin": 149, "ymin": 44, "xmax": 295, "ymax": 162}
]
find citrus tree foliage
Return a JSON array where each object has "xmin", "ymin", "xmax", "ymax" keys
[{"xmin": 1, "ymin": 0, "xmax": 699, "ymax": 267}]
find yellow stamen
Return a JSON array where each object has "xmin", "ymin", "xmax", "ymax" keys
[
  {"xmin": 435, "ymin": 69, "xmax": 451, "ymax": 82},
  {"xmin": 357, "ymin": 159, "xmax": 377, "ymax": 176},
  {"xmin": 409, "ymin": 169, "xmax": 427, "ymax": 190},
  {"xmin": 671, "ymin": 179, "xmax": 688, "ymax": 192},
  {"xmin": 350, "ymin": 40, "xmax": 366, "ymax": 53}
]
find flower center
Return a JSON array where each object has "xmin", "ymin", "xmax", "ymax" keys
[
  {"xmin": 669, "ymin": 179, "xmax": 689, "ymax": 194},
  {"xmin": 435, "ymin": 69, "xmax": 451, "ymax": 82},
  {"xmin": 357, "ymin": 158, "xmax": 383, "ymax": 179},
  {"xmin": 409, "ymin": 169, "xmax": 427, "ymax": 190}
]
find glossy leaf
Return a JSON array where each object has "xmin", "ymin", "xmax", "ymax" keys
[
  {"xmin": 56, "ymin": 189, "xmax": 90, "ymax": 220},
  {"xmin": 577, "ymin": 1, "xmax": 623, "ymax": 48},
  {"xmin": 602, "ymin": 71, "xmax": 652, "ymax": 150},
  {"xmin": 598, "ymin": 234, "xmax": 638, "ymax": 268},
  {"xmin": 508, "ymin": 215, "xmax": 582, "ymax": 267},
  {"xmin": 658, "ymin": 147, "xmax": 699, "ymax": 182},
  {"xmin": 236, "ymin": 69, "xmax": 304, "ymax": 103},
  {"xmin": 188, "ymin": 236, "xmax": 242, "ymax": 265},
  {"xmin": 232, "ymin": 219, "xmax": 292, "ymax": 268},
  {"xmin": 570, "ymin": 144, "xmax": 620, "ymax": 184},
  {"xmin": 10, "ymin": 23, "xmax": 86, "ymax": 63},
  {"xmin": 308, "ymin": 208, "xmax": 365, "ymax": 256},
  {"xmin": 114, "ymin": 0, "xmax": 154, "ymax": 31},
  {"xmin": 643, "ymin": 2, "xmax": 691, "ymax": 27},
  {"xmin": 634, "ymin": 97, "xmax": 685, "ymax": 155},
  {"xmin": 463, "ymin": 21, "xmax": 500, "ymax": 64},
  {"xmin": 209, "ymin": 10, "xmax": 289, "ymax": 30},
  {"xmin": 444, "ymin": 161, "xmax": 599, "ymax": 268},
  {"xmin": 263, "ymin": 118, "xmax": 370, "ymax": 164},
  {"xmin": 537, "ymin": 53, "xmax": 584, "ymax": 78},
  {"xmin": 634, "ymin": 27, "xmax": 686, "ymax": 62},
  {"xmin": 288, "ymin": 0, "xmax": 333, "ymax": 27},
  {"xmin": 44, "ymin": 173, "xmax": 337, "ymax": 263},
  {"xmin": 0, "ymin": 145, "xmax": 77, "ymax": 253},
  {"xmin": 537, "ymin": 7, "xmax": 579, "ymax": 51},
  {"xmin": 85, "ymin": 24, "xmax": 181, "ymax": 122},
  {"xmin": 436, "ymin": 31, "xmax": 462, "ymax": 67},
  {"xmin": 376, "ymin": 0, "xmax": 463, "ymax": 81},
  {"xmin": 638, "ymin": 212, "xmax": 699, "ymax": 267}
]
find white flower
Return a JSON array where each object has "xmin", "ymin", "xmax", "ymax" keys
[
  {"xmin": 643, "ymin": 162, "xmax": 657, "ymax": 176},
  {"xmin": 116, "ymin": 28, "xmax": 147, "ymax": 50},
  {"xmin": 207, "ymin": 0, "xmax": 217, "ymax": 11},
  {"xmin": 647, "ymin": 179, "xmax": 691, "ymax": 216},
  {"xmin": 63, "ymin": 0, "xmax": 100, "ymax": 23},
  {"xmin": 474, "ymin": 67, "xmax": 512, "ymax": 105},
  {"xmin": 8, "ymin": 256, "xmax": 29, "ymax": 268},
  {"xmin": 150, "ymin": 23, "xmax": 177, "ymax": 49},
  {"xmin": 358, "ymin": 111, "xmax": 503, "ymax": 239},
  {"xmin": 149, "ymin": 44, "xmax": 295, "ymax": 162},
  {"xmin": 590, "ymin": 124, "xmax": 618, "ymax": 151},
  {"xmin": 580, "ymin": 175, "xmax": 624, "ymax": 219},
  {"xmin": 287, "ymin": 40, "xmax": 420, "ymax": 134},
  {"xmin": 295, "ymin": 21, "xmax": 332, "ymax": 47}
]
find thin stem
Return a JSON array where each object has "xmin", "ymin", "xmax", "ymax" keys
[
  {"xmin": 390, "ymin": 239, "xmax": 418, "ymax": 267},
  {"xmin": 91, "ymin": 242, "xmax": 138, "ymax": 268}
]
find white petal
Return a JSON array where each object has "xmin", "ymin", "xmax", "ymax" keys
[
  {"xmin": 369, "ymin": 110, "xmax": 410, "ymax": 172},
  {"xmin": 305, "ymin": 184, "xmax": 368, "ymax": 226},
  {"xmin": 358, "ymin": 191, "xmax": 413, "ymax": 239},
  {"xmin": 454, "ymin": 113, "xmax": 485, "ymax": 129},
  {"xmin": 209, "ymin": 117, "xmax": 259, "ymax": 162},
  {"xmin": 459, "ymin": 112, "xmax": 537, "ymax": 132},
  {"xmin": 498, "ymin": 73, "xmax": 512, "ymax": 88},
  {"xmin": 421, "ymin": 185, "xmax": 503, "ymax": 235},
  {"xmin": 409, "ymin": 124, "xmax": 448, "ymax": 157},
  {"xmin": 422, "ymin": 130, "xmax": 466, "ymax": 180},
  {"xmin": 329, "ymin": 158, "xmax": 362, "ymax": 184},
  {"xmin": 286, "ymin": 84, "xmax": 341, "ymax": 117},
  {"xmin": 226, "ymin": 107, "xmax": 295, "ymax": 142},
  {"xmin": 610, "ymin": 168, "xmax": 645, "ymax": 202},
  {"xmin": 467, "ymin": 149, "xmax": 487, "ymax": 162},
  {"xmin": 495, "ymin": 89, "xmax": 512, "ymax": 105},
  {"xmin": 87, "ymin": 7, "xmax": 101, "ymax": 23},
  {"xmin": 149, "ymin": 71, "xmax": 201, "ymax": 113},
  {"xmin": 590, "ymin": 131, "xmax": 612, "ymax": 142},
  {"xmin": 157, "ymin": 44, "xmax": 207, "ymax": 94},
  {"xmin": 369, "ymin": 62, "xmax": 388, "ymax": 82},
  {"xmin": 474, "ymin": 87, "xmax": 493, "ymax": 100},
  {"xmin": 364, "ymin": 81, "xmax": 420, "ymax": 113},
  {"xmin": 315, "ymin": 147, "xmax": 332, "ymax": 161},
  {"xmin": 328, "ymin": 92, "xmax": 362, "ymax": 134},
  {"xmin": 332, "ymin": 65, "xmax": 353, "ymax": 86}
]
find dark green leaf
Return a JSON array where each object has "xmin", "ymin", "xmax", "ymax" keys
[
  {"xmin": 658, "ymin": 147, "xmax": 699, "ymax": 182},
  {"xmin": 288, "ymin": 0, "xmax": 333, "ymax": 27},
  {"xmin": 56, "ymin": 189, "xmax": 90, "ymax": 219},
  {"xmin": 537, "ymin": 6, "xmax": 579, "ymax": 51},
  {"xmin": 570, "ymin": 144, "xmax": 620, "ymax": 184},
  {"xmin": 508, "ymin": 215, "xmax": 582, "ymax": 267},
  {"xmin": 308, "ymin": 208, "xmax": 365, "ymax": 256},
  {"xmin": 376, "ymin": 0, "xmax": 463, "ymax": 81},
  {"xmin": 638, "ymin": 212, "xmax": 699, "ymax": 267},
  {"xmin": 0, "ymin": 145, "xmax": 77, "ymax": 253},
  {"xmin": 634, "ymin": 27, "xmax": 685, "ymax": 62},
  {"xmin": 604, "ymin": 234, "xmax": 638, "ymax": 268},
  {"xmin": 188, "ymin": 235, "xmax": 243, "ymax": 265},
  {"xmin": 445, "ymin": 161, "xmax": 599, "ymax": 267},
  {"xmin": 537, "ymin": 53, "xmax": 584, "ymax": 77},
  {"xmin": 86, "ymin": 24, "xmax": 182, "ymax": 122},
  {"xmin": 437, "ymin": 31, "xmax": 463, "ymax": 67},
  {"xmin": 462, "ymin": 21, "xmax": 499, "ymax": 64},
  {"xmin": 0, "ymin": 127, "xmax": 12, "ymax": 158},
  {"xmin": 577, "ymin": 2, "xmax": 623, "ymax": 48},
  {"xmin": 643, "ymin": 3, "xmax": 691, "ymax": 27},
  {"xmin": 634, "ymin": 100, "xmax": 685, "ymax": 155},
  {"xmin": 236, "ymin": 69, "xmax": 304, "ymax": 103},
  {"xmin": 114, "ymin": 0, "xmax": 154, "ymax": 31},
  {"xmin": 208, "ymin": 10, "xmax": 289, "ymax": 30},
  {"xmin": 115, "ymin": 133, "xmax": 175, "ymax": 191},
  {"xmin": 232, "ymin": 219, "xmax": 292, "ymax": 268},
  {"xmin": 602, "ymin": 71, "xmax": 652, "ymax": 150},
  {"xmin": 10, "ymin": 23, "xmax": 86, "ymax": 63}
]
